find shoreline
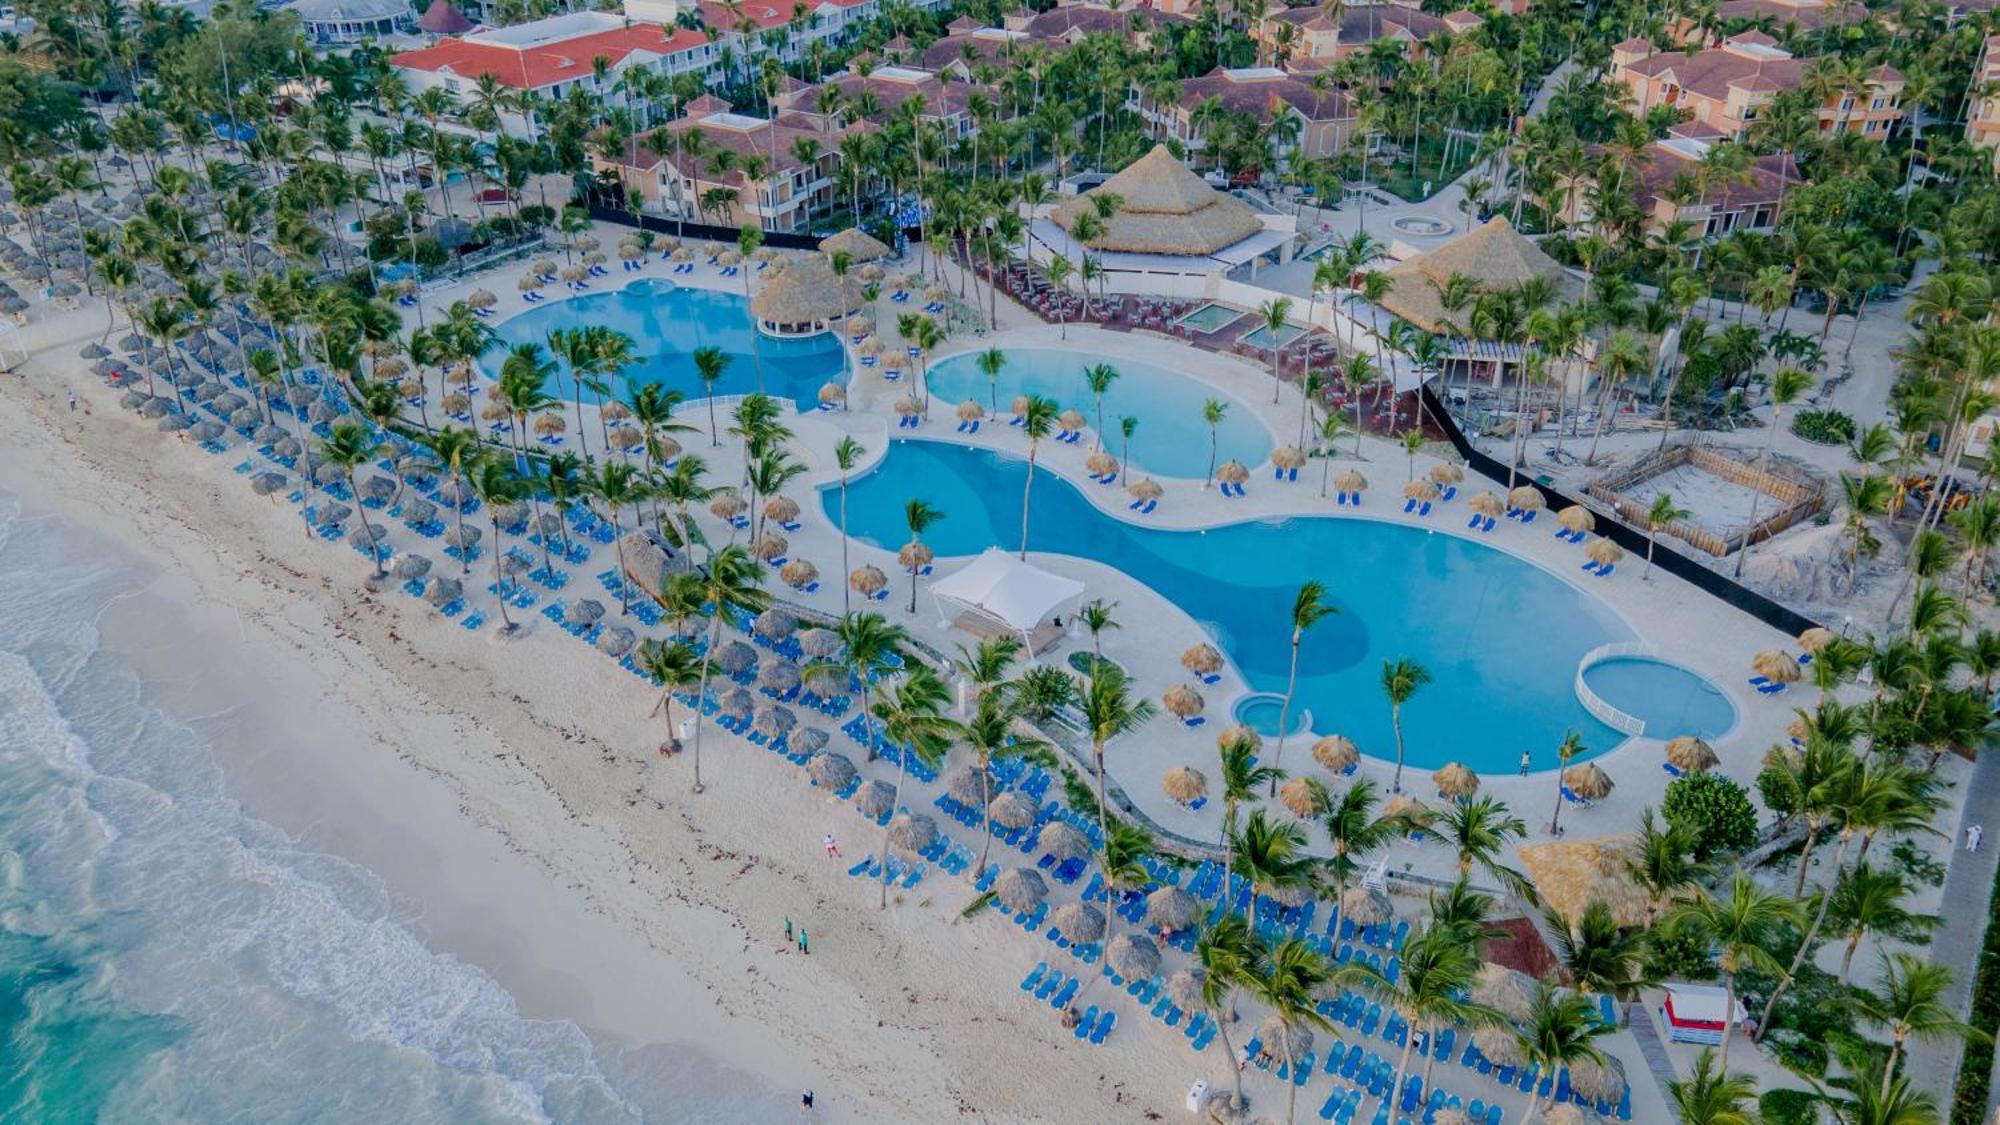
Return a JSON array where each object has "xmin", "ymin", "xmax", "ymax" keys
[{"xmin": 0, "ymin": 328, "xmax": 1192, "ymax": 1122}]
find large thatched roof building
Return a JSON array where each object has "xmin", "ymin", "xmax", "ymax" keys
[
  {"xmin": 818, "ymin": 227, "xmax": 892, "ymax": 263},
  {"xmin": 749, "ymin": 253, "xmax": 865, "ymax": 336},
  {"xmin": 1050, "ymin": 145, "xmax": 1265, "ymax": 257},
  {"xmin": 1518, "ymin": 834, "xmax": 1653, "ymax": 930},
  {"xmin": 1377, "ymin": 216, "xmax": 1585, "ymax": 335}
]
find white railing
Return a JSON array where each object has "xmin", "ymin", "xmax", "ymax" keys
[{"xmin": 1574, "ymin": 641, "xmax": 1656, "ymax": 738}]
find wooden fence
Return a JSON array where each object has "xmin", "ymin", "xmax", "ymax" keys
[{"xmin": 1585, "ymin": 443, "xmax": 1824, "ymax": 557}]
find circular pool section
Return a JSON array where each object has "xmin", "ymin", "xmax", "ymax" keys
[
  {"xmin": 1579, "ymin": 655, "xmax": 1735, "ymax": 741},
  {"xmin": 482, "ymin": 278, "xmax": 847, "ymax": 412},
  {"xmin": 1232, "ymin": 693, "xmax": 1311, "ymax": 739},
  {"xmin": 923, "ymin": 347, "xmax": 1272, "ymax": 480}
]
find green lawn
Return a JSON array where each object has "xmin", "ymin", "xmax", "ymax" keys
[{"xmin": 1372, "ymin": 137, "xmax": 1478, "ymax": 203}]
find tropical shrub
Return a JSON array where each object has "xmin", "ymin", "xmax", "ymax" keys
[
  {"xmin": 1791, "ymin": 408, "xmax": 1856, "ymax": 446},
  {"xmin": 1662, "ymin": 774, "xmax": 1758, "ymax": 859}
]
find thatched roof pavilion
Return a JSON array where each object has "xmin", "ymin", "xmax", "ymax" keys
[
  {"xmin": 1517, "ymin": 834, "xmax": 1652, "ymax": 929},
  {"xmin": 1050, "ymin": 145, "xmax": 1263, "ymax": 257},
  {"xmin": 1377, "ymin": 216, "xmax": 1585, "ymax": 335},
  {"xmin": 749, "ymin": 253, "xmax": 865, "ymax": 337},
  {"xmin": 818, "ymin": 227, "xmax": 892, "ymax": 263}
]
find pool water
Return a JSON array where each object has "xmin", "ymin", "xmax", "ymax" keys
[
  {"xmin": 923, "ymin": 347, "xmax": 1272, "ymax": 480},
  {"xmin": 830, "ymin": 440, "xmax": 1634, "ymax": 772},
  {"xmin": 1242, "ymin": 324, "xmax": 1305, "ymax": 350},
  {"xmin": 1234, "ymin": 694, "xmax": 1310, "ymax": 738},
  {"xmin": 1178, "ymin": 303, "xmax": 1244, "ymax": 333},
  {"xmin": 1581, "ymin": 657, "xmax": 1736, "ymax": 740},
  {"xmin": 484, "ymin": 279, "xmax": 848, "ymax": 412}
]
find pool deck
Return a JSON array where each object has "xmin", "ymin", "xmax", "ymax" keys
[{"xmin": 408, "ymin": 230, "xmax": 1796, "ymax": 883}]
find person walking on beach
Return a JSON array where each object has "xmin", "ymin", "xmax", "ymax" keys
[
  {"xmin": 784, "ymin": 917, "xmax": 793, "ymax": 944},
  {"xmin": 1519, "ymin": 750, "xmax": 1531, "ymax": 776},
  {"xmin": 801, "ymin": 1089, "xmax": 815, "ymax": 1117},
  {"xmin": 798, "ymin": 929, "xmax": 809, "ymax": 955},
  {"xmin": 1969, "ymin": 824, "xmax": 1984, "ymax": 853},
  {"xmin": 67, "ymin": 390, "xmax": 77, "ymax": 411},
  {"xmin": 823, "ymin": 833, "xmax": 841, "ymax": 859}
]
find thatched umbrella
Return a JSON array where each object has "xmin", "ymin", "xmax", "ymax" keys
[
  {"xmin": 1051, "ymin": 902, "xmax": 1106, "ymax": 944},
  {"xmin": 1162, "ymin": 684, "xmax": 1204, "ymax": 719},
  {"xmin": 892, "ymin": 804, "xmax": 936, "ymax": 848},
  {"xmin": 751, "ymin": 531, "xmax": 788, "ymax": 562},
  {"xmin": 1403, "ymin": 478, "xmax": 1439, "ymax": 503},
  {"xmin": 956, "ymin": 399, "xmax": 985, "ymax": 423},
  {"xmin": 618, "ymin": 242, "xmax": 644, "ymax": 261},
  {"xmin": 564, "ymin": 599, "xmax": 604, "ymax": 628},
  {"xmin": 1279, "ymin": 777, "xmax": 1326, "ymax": 819},
  {"xmin": 754, "ymin": 607, "xmax": 796, "ymax": 640},
  {"xmin": 1544, "ymin": 1106, "xmax": 1605, "ymax": 1125},
  {"xmin": 946, "ymin": 764, "xmax": 992, "ymax": 807},
  {"xmin": 467, "ymin": 289, "xmax": 497, "ymax": 309},
  {"xmin": 1474, "ymin": 1030, "xmax": 1526, "ymax": 1069},
  {"xmin": 1334, "ymin": 469, "xmax": 1368, "ymax": 496},
  {"xmin": 401, "ymin": 498, "xmax": 438, "ymax": 526},
  {"xmin": 1145, "ymin": 886, "xmax": 1201, "ymax": 932},
  {"xmin": 1587, "ymin": 539, "xmax": 1625, "ymax": 567},
  {"xmin": 597, "ymin": 626, "xmax": 637, "ymax": 657},
  {"xmin": 1429, "ymin": 462, "xmax": 1465, "ymax": 486},
  {"xmin": 791, "ymin": 727, "xmax": 830, "ymax": 757},
  {"xmin": 752, "ymin": 704, "xmax": 797, "ymax": 743},
  {"xmin": 818, "ymin": 382, "xmax": 846, "ymax": 408},
  {"xmin": 1518, "ymin": 836, "xmax": 1653, "ymax": 928},
  {"xmin": 560, "ymin": 264, "xmax": 586, "ymax": 283},
  {"xmin": 1312, "ymin": 735, "xmax": 1359, "ymax": 773},
  {"xmin": 516, "ymin": 274, "xmax": 541, "ymax": 292},
  {"xmin": 317, "ymin": 501, "xmax": 353, "ymax": 526},
  {"xmin": 719, "ymin": 687, "xmax": 756, "ymax": 720},
  {"xmin": 1665, "ymin": 735, "xmax": 1719, "ymax": 773},
  {"xmin": 799, "ymin": 628, "xmax": 842, "ymax": 660},
  {"xmin": 250, "ymin": 471, "xmax": 289, "ymax": 497},
  {"xmin": 714, "ymin": 639, "xmax": 758, "ymax": 675},
  {"xmin": 393, "ymin": 553, "xmax": 432, "ymax": 581},
  {"xmin": 1161, "ymin": 765, "xmax": 1207, "ymax": 804},
  {"xmin": 988, "ymin": 791, "xmax": 1039, "ymax": 830},
  {"xmin": 1753, "ymin": 649, "xmax": 1801, "ymax": 684},
  {"xmin": 1798, "ymin": 626, "xmax": 1835, "ymax": 653},
  {"xmin": 1340, "ymin": 885, "xmax": 1391, "ymax": 926},
  {"xmin": 608, "ymin": 427, "xmax": 643, "ymax": 452},
  {"xmin": 1168, "ymin": 969, "xmax": 1208, "ymax": 1012},
  {"xmin": 1216, "ymin": 460, "xmax": 1250, "ymax": 485},
  {"xmin": 1106, "ymin": 934, "xmax": 1161, "ymax": 980},
  {"xmin": 1433, "ymin": 1111, "xmax": 1472, "ymax": 1125},
  {"xmin": 1472, "ymin": 963, "xmax": 1536, "ymax": 1022},
  {"xmin": 857, "ymin": 336, "xmax": 885, "ymax": 357},
  {"xmin": 1564, "ymin": 762, "xmax": 1614, "ymax": 801},
  {"xmin": 534, "ymin": 414, "xmax": 567, "ymax": 438},
  {"xmin": 1258, "ymin": 1016, "xmax": 1313, "ymax": 1064},
  {"xmin": 764, "ymin": 496, "xmax": 801, "ymax": 525},
  {"xmin": 1057, "ymin": 409, "xmax": 1086, "ymax": 437},
  {"xmin": 1217, "ymin": 724, "xmax": 1262, "ymax": 753},
  {"xmin": 993, "ymin": 867, "xmax": 1048, "ymax": 913},
  {"xmin": 1566, "ymin": 1055, "xmax": 1627, "ymax": 1104},
  {"xmin": 1128, "ymin": 477, "xmax": 1163, "ymax": 502},
  {"xmin": 893, "ymin": 395, "xmax": 923, "ymax": 420},
  {"xmin": 898, "ymin": 541, "xmax": 932, "ymax": 574},
  {"xmin": 1035, "ymin": 821, "xmax": 1091, "ymax": 861},
  {"xmin": 1508, "ymin": 485, "xmax": 1545, "ymax": 513},
  {"xmin": 853, "ymin": 778, "xmax": 896, "ymax": 819},
  {"xmin": 780, "ymin": 559, "xmax": 818, "ymax": 590},
  {"xmin": 1085, "ymin": 450, "xmax": 1118, "ymax": 477},
  {"xmin": 850, "ymin": 565, "xmax": 887, "ymax": 597},
  {"xmin": 1433, "ymin": 762, "xmax": 1479, "ymax": 800},
  {"xmin": 424, "ymin": 576, "xmax": 462, "ymax": 607},
  {"xmin": 1468, "ymin": 491, "xmax": 1505, "ymax": 519},
  {"xmin": 843, "ymin": 315, "xmax": 873, "ymax": 339},
  {"xmin": 808, "ymin": 751, "xmax": 857, "ymax": 790},
  {"xmin": 1558, "ymin": 505, "xmax": 1596, "ymax": 534},
  {"xmin": 758, "ymin": 660, "xmax": 802, "ymax": 697},
  {"xmin": 1272, "ymin": 445, "xmax": 1306, "ymax": 472}
]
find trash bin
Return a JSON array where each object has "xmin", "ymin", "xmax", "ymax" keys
[{"xmin": 1186, "ymin": 1078, "xmax": 1208, "ymax": 1113}]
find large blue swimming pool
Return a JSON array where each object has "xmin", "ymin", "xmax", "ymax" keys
[
  {"xmin": 830, "ymin": 440, "xmax": 1638, "ymax": 772},
  {"xmin": 923, "ymin": 347, "xmax": 1272, "ymax": 480},
  {"xmin": 1582, "ymin": 657, "xmax": 1736, "ymax": 740},
  {"xmin": 484, "ymin": 279, "xmax": 847, "ymax": 411}
]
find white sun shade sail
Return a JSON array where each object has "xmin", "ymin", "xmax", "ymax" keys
[{"xmin": 930, "ymin": 548, "xmax": 1087, "ymax": 645}]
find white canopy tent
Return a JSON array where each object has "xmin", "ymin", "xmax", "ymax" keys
[{"xmin": 929, "ymin": 549, "xmax": 1087, "ymax": 656}]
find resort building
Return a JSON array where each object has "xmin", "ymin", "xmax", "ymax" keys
[
  {"xmin": 1029, "ymin": 143, "xmax": 1298, "ymax": 286},
  {"xmin": 391, "ymin": 11, "xmax": 723, "ymax": 137},
  {"xmin": 919, "ymin": 23, "xmax": 1044, "ymax": 75},
  {"xmin": 1251, "ymin": 4, "xmax": 1459, "ymax": 63},
  {"xmin": 292, "ymin": 0, "xmax": 411, "ymax": 42},
  {"xmin": 1557, "ymin": 128, "xmax": 1795, "ymax": 238},
  {"xmin": 588, "ymin": 94, "xmax": 856, "ymax": 232},
  {"xmin": 774, "ymin": 65, "xmax": 1003, "ymax": 142},
  {"xmin": 1131, "ymin": 66, "xmax": 1357, "ymax": 165},
  {"xmin": 1611, "ymin": 34, "xmax": 1906, "ymax": 141},
  {"xmin": 1003, "ymin": 0, "xmax": 1187, "ymax": 48},
  {"xmin": 1374, "ymin": 216, "xmax": 1588, "ymax": 384},
  {"xmin": 1967, "ymin": 36, "xmax": 2000, "ymax": 174}
]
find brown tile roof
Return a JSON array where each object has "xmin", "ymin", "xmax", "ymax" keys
[
  {"xmin": 1177, "ymin": 67, "xmax": 1354, "ymax": 123},
  {"xmin": 1620, "ymin": 141, "xmax": 1797, "ymax": 214},
  {"xmin": 1623, "ymin": 41, "xmax": 1805, "ymax": 101},
  {"xmin": 1024, "ymin": 4, "xmax": 1186, "ymax": 38}
]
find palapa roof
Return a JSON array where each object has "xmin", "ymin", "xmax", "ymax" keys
[
  {"xmin": 415, "ymin": 0, "xmax": 473, "ymax": 33},
  {"xmin": 750, "ymin": 253, "xmax": 865, "ymax": 326},
  {"xmin": 817, "ymin": 227, "xmax": 892, "ymax": 263},
  {"xmin": 1050, "ymin": 145, "xmax": 1264, "ymax": 257},
  {"xmin": 1518, "ymin": 834, "xmax": 1651, "ymax": 929},
  {"xmin": 1377, "ymin": 217, "xmax": 1585, "ymax": 334}
]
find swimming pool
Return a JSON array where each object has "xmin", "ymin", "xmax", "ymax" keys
[
  {"xmin": 1241, "ymin": 324, "xmax": 1305, "ymax": 350},
  {"xmin": 484, "ymin": 278, "xmax": 847, "ymax": 412},
  {"xmin": 1178, "ymin": 303, "xmax": 1244, "ymax": 333},
  {"xmin": 1234, "ymin": 693, "xmax": 1311, "ymax": 738},
  {"xmin": 1581, "ymin": 657, "xmax": 1736, "ymax": 740},
  {"xmin": 923, "ymin": 347, "xmax": 1272, "ymax": 480},
  {"xmin": 829, "ymin": 440, "xmax": 1638, "ymax": 772}
]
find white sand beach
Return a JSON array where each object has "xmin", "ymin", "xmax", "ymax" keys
[{"xmin": 0, "ymin": 352, "xmax": 1191, "ymax": 1122}]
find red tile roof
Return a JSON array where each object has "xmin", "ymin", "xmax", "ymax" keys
[
  {"xmin": 697, "ymin": 0, "xmax": 814, "ymax": 30},
  {"xmin": 392, "ymin": 23, "xmax": 712, "ymax": 89}
]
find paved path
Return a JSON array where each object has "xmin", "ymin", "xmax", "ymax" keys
[
  {"xmin": 1627, "ymin": 1003, "xmax": 1682, "ymax": 1120},
  {"xmin": 1913, "ymin": 748, "xmax": 2000, "ymax": 1105}
]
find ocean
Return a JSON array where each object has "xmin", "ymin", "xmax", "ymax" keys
[{"xmin": 0, "ymin": 494, "xmax": 780, "ymax": 1123}]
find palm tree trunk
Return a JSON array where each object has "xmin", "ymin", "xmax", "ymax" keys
[
  {"xmin": 1271, "ymin": 641, "xmax": 1300, "ymax": 797},
  {"xmin": 1718, "ymin": 973, "xmax": 1738, "ymax": 1072},
  {"xmin": 1214, "ymin": 1003, "xmax": 1248, "ymax": 1113},
  {"xmin": 1021, "ymin": 449, "xmax": 1037, "ymax": 560},
  {"xmin": 691, "ymin": 641, "xmax": 715, "ymax": 792},
  {"xmin": 1390, "ymin": 709, "xmax": 1406, "ymax": 793},
  {"xmin": 1756, "ymin": 833, "xmax": 1851, "ymax": 1038},
  {"xmin": 976, "ymin": 763, "xmax": 994, "ymax": 881},
  {"xmin": 878, "ymin": 758, "xmax": 907, "ymax": 910},
  {"xmin": 1388, "ymin": 1032, "xmax": 1416, "ymax": 1125}
]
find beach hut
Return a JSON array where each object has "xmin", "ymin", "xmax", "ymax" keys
[
  {"xmin": 1558, "ymin": 505, "xmax": 1596, "ymax": 535},
  {"xmin": 850, "ymin": 565, "xmax": 887, "ymax": 598},
  {"xmin": 1472, "ymin": 962, "xmax": 1537, "ymax": 1022},
  {"xmin": 1665, "ymin": 735, "xmax": 1719, "ymax": 774},
  {"xmin": 1050, "ymin": 146, "xmax": 1263, "ymax": 257},
  {"xmin": 1162, "ymin": 684, "xmax": 1204, "ymax": 721},
  {"xmin": 1217, "ymin": 724, "xmax": 1262, "ymax": 753},
  {"xmin": 1051, "ymin": 903, "xmax": 1106, "ymax": 944},
  {"xmin": 780, "ymin": 559, "xmax": 819, "ymax": 590},
  {"xmin": 1161, "ymin": 765, "xmax": 1207, "ymax": 805},
  {"xmin": 987, "ymin": 791, "xmax": 1039, "ymax": 831},
  {"xmin": 993, "ymin": 868, "xmax": 1048, "ymax": 913},
  {"xmin": 1279, "ymin": 777, "xmax": 1326, "ymax": 819},
  {"xmin": 1753, "ymin": 649, "xmax": 1801, "ymax": 684},
  {"xmin": 1340, "ymin": 885, "xmax": 1391, "ymax": 927},
  {"xmin": 1311, "ymin": 735, "xmax": 1359, "ymax": 773},
  {"xmin": 750, "ymin": 253, "xmax": 865, "ymax": 335},
  {"xmin": 1565, "ymin": 762, "xmax": 1614, "ymax": 802},
  {"xmin": 808, "ymin": 752, "xmax": 857, "ymax": 791},
  {"xmin": 1433, "ymin": 762, "xmax": 1479, "ymax": 800},
  {"xmin": 1035, "ymin": 821, "xmax": 1091, "ymax": 861},
  {"xmin": 1508, "ymin": 485, "xmax": 1545, "ymax": 515},
  {"xmin": 852, "ymin": 778, "xmax": 896, "ymax": 819},
  {"xmin": 1106, "ymin": 934, "xmax": 1161, "ymax": 981},
  {"xmin": 1258, "ymin": 1016, "xmax": 1313, "ymax": 1064}
]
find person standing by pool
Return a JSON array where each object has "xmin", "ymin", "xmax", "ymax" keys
[{"xmin": 1519, "ymin": 750, "xmax": 1531, "ymax": 776}]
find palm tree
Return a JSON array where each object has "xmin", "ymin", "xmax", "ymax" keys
[
  {"xmin": 1643, "ymin": 492, "xmax": 1689, "ymax": 580},
  {"xmin": 1077, "ymin": 600, "xmax": 1117, "ymax": 666},
  {"xmin": 1549, "ymin": 901, "xmax": 1652, "ymax": 1017},
  {"xmin": 1017, "ymin": 395, "xmax": 1059, "ymax": 559},
  {"xmin": 1076, "ymin": 663, "xmax": 1156, "ymax": 855},
  {"xmin": 1379, "ymin": 657, "xmax": 1430, "ymax": 793},
  {"xmin": 1818, "ymin": 1070, "xmax": 1942, "ymax": 1125},
  {"xmin": 1513, "ymin": 983, "xmax": 1612, "ymax": 1123},
  {"xmin": 1830, "ymin": 864, "xmax": 1923, "ymax": 985},
  {"xmin": 1270, "ymin": 581, "xmax": 1336, "ymax": 795},
  {"xmin": 1088, "ymin": 821, "xmax": 1156, "ymax": 999},
  {"xmin": 1258, "ymin": 297, "xmax": 1295, "ymax": 403},
  {"xmin": 1323, "ymin": 778, "xmax": 1394, "ymax": 942},
  {"xmin": 870, "ymin": 664, "xmax": 960, "ymax": 908},
  {"xmin": 1202, "ymin": 398, "xmax": 1228, "ymax": 486},
  {"xmin": 591, "ymin": 460, "xmax": 647, "ymax": 615},
  {"xmin": 1196, "ymin": 915, "xmax": 1265, "ymax": 1115},
  {"xmin": 1348, "ymin": 924, "xmax": 1495, "ymax": 1113},
  {"xmin": 425, "ymin": 427, "xmax": 483, "ymax": 576},
  {"xmin": 1853, "ymin": 952, "xmax": 1983, "ymax": 1098},
  {"xmin": 809, "ymin": 611, "xmax": 907, "ymax": 764},
  {"xmin": 1669, "ymin": 1048, "xmax": 1760, "ymax": 1125},
  {"xmin": 975, "ymin": 347, "xmax": 1006, "ymax": 416},
  {"xmin": 1664, "ymin": 875, "xmax": 1800, "ymax": 1071},
  {"xmin": 902, "ymin": 498, "xmax": 944, "ymax": 613},
  {"xmin": 318, "ymin": 420, "xmax": 387, "ymax": 577},
  {"xmin": 1547, "ymin": 729, "xmax": 1584, "ymax": 836},
  {"xmin": 833, "ymin": 436, "xmax": 866, "ymax": 615},
  {"xmin": 636, "ymin": 636, "xmax": 704, "ymax": 757},
  {"xmin": 470, "ymin": 458, "xmax": 528, "ymax": 632},
  {"xmin": 961, "ymin": 690, "xmax": 1048, "ymax": 879},
  {"xmin": 692, "ymin": 345, "xmax": 730, "ymax": 446},
  {"xmin": 1433, "ymin": 795, "xmax": 1526, "ymax": 887},
  {"xmin": 1235, "ymin": 808, "xmax": 1314, "ymax": 923},
  {"xmin": 686, "ymin": 545, "xmax": 770, "ymax": 793},
  {"xmin": 1219, "ymin": 730, "xmax": 1283, "ymax": 903},
  {"xmin": 1083, "ymin": 363, "xmax": 1119, "ymax": 449},
  {"xmin": 1252, "ymin": 937, "xmax": 1336, "ymax": 1125}
]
